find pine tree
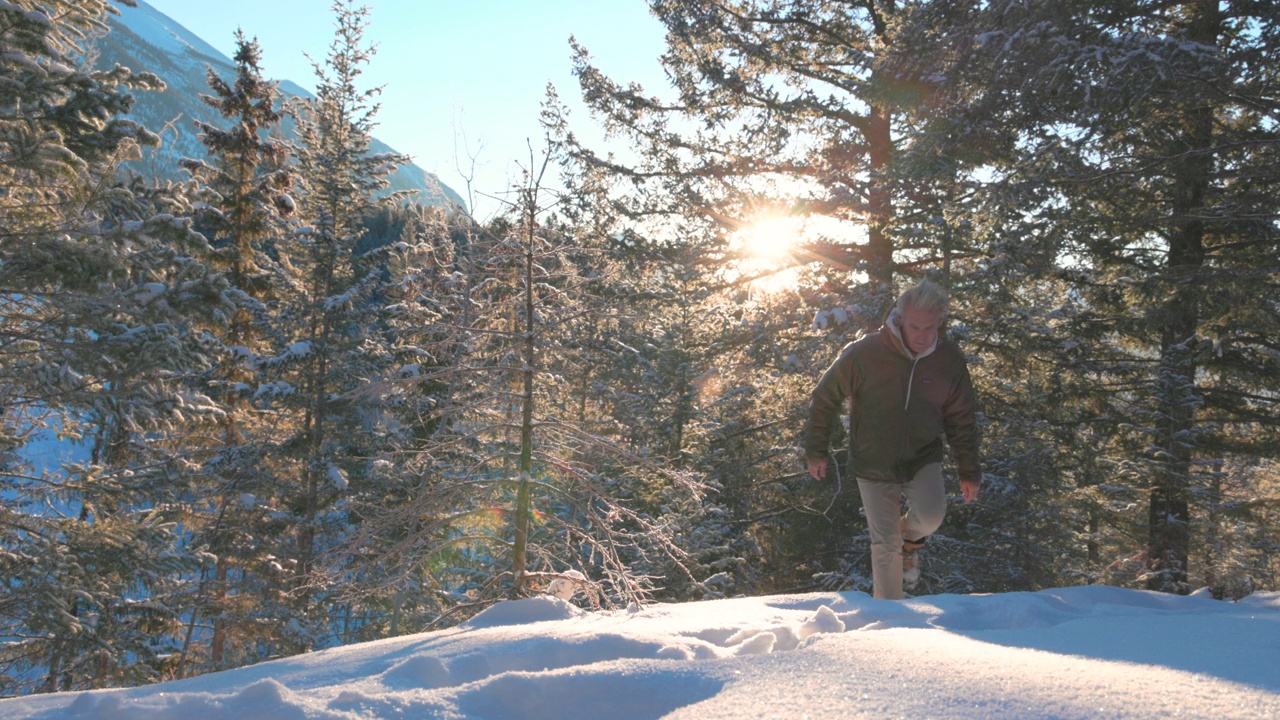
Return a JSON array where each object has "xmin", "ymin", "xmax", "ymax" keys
[
  {"xmin": 549, "ymin": 71, "xmax": 860, "ymax": 595},
  {"xmin": 572, "ymin": 238, "xmax": 810, "ymax": 598},
  {"xmin": 262, "ymin": 0, "xmax": 406, "ymax": 643},
  {"xmin": 557, "ymin": 1, "xmax": 998, "ymax": 594},
  {"xmin": 898, "ymin": 0, "xmax": 1280, "ymax": 593},
  {"xmin": 329, "ymin": 141, "xmax": 710, "ymax": 618},
  {"xmin": 564, "ymin": 2, "xmax": 963, "ymax": 320},
  {"xmin": 0, "ymin": 0, "xmax": 236, "ymax": 692},
  {"xmin": 170, "ymin": 29, "xmax": 296, "ymax": 674}
]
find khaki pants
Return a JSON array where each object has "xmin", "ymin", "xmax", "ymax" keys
[{"xmin": 857, "ymin": 463, "xmax": 946, "ymax": 600}]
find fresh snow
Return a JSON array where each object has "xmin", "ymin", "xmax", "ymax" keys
[
  {"xmin": 132, "ymin": 282, "xmax": 167, "ymax": 303},
  {"xmin": 252, "ymin": 380, "xmax": 294, "ymax": 399},
  {"xmin": 2, "ymin": 586, "xmax": 1278, "ymax": 719},
  {"xmin": 327, "ymin": 463, "xmax": 348, "ymax": 491},
  {"xmin": 285, "ymin": 341, "xmax": 312, "ymax": 358},
  {"xmin": 113, "ymin": 0, "xmax": 232, "ymax": 63}
]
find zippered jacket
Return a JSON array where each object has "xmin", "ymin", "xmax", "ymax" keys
[{"xmin": 803, "ymin": 310, "xmax": 982, "ymax": 484}]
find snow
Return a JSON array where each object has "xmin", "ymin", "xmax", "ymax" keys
[
  {"xmin": 3, "ymin": 586, "xmax": 1277, "ymax": 719},
  {"xmin": 114, "ymin": 0, "xmax": 232, "ymax": 62},
  {"xmin": 252, "ymin": 380, "xmax": 294, "ymax": 399},
  {"xmin": 132, "ymin": 282, "xmax": 167, "ymax": 303},
  {"xmin": 327, "ymin": 463, "xmax": 348, "ymax": 491},
  {"xmin": 546, "ymin": 570, "xmax": 587, "ymax": 601}
]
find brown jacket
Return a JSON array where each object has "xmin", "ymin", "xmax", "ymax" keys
[{"xmin": 803, "ymin": 311, "xmax": 982, "ymax": 484}]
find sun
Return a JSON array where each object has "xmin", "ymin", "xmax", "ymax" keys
[
  {"xmin": 723, "ymin": 212, "xmax": 866, "ymax": 295},
  {"xmin": 733, "ymin": 215, "xmax": 804, "ymax": 260},
  {"xmin": 726, "ymin": 214, "xmax": 808, "ymax": 294}
]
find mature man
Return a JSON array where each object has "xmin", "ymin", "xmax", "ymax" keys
[{"xmin": 804, "ymin": 280, "xmax": 982, "ymax": 599}]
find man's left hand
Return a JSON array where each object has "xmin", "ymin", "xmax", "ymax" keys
[{"xmin": 960, "ymin": 478, "xmax": 980, "ymax": 504}]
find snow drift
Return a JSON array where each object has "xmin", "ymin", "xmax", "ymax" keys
[{"xmin": 3, "ymin": 585, "xmax": 1279, "ymax": 719}]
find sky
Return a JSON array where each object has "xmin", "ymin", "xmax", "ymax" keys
[
  {"xmin": 138, "ymin": 0, "xmax": 671, "ymax": 217},
  {"xmin": 3, "ymin": 585, "xmax": 1279, "ymax": 718}
]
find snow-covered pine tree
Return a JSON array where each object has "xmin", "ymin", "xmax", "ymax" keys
[
  {"xmin": 169, "ymin": 30, "xmax": 297, "ymax": 675},
  {"xmin": 1199, "ymin": 457, "xmax": 1280, "ymax": 599},
  {"xmin": 323, "ymin": 204, "xmax": 472, "ymax": 635},
  {"xmin": 896, "ymin": 0, "xmax": 1280, "ymax": 593},
  {"xmin": 259, "ymin": 0, "xmax": 407, "ymax": 646},
  {"xmin": 548, "ymin": 80, "xmax": 873, "ymax": 598},
  {"xmin": 329, "ymin": 141, "xmax": 709, "ymax": 619},
  {"xmin": 562, "ymin": 237, "xmax": 775, "ymax": 599},
  {"xmin": 0, "ymin": 0, "xmax": 235, "ymax": 693},
  {"xmin": 563, "ymin": 1, "xmax": 951, "ymax": 322},
  {"xmin": 558, "ymin": 1, "xmax": 1004, "ymax": 595}
]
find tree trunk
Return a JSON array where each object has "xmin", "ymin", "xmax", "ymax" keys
[
  {"xmin": 211, "ymin": 558, "xmax": 228, "ymax": 663},
  {"xmin": 1145, "ymin": 0, "xmax": 1217, "ymax": 594},
  {"xmin": 865, "ymin": 102, "xmax": 896, "ymax": 306},
  {"xmin": 512, "ymin": 195, "xmax": 538, "ymax": 595}
]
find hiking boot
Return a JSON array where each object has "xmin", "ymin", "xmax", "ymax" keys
[{"xmin": 902, "ymin": 537, "xmax": 926, "ymax": 589}]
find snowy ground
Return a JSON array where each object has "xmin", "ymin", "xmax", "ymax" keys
[{"xmin": 4, "ymin": 585, "xmax": 1278, "ymax": 719}]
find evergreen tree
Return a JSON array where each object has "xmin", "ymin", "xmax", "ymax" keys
[
  {"xmin": 576, "ymin": 237, "xmax": 818, "ymax": 598},
  {"xmin": 264, "ymin": 0, "xmax": 406, "ymax": 643},
  {"xmin": 0, "ymin": 0, "xmax": 233, "ymax": 692},
  {"xmin": 557, "ymin": 1, "xmax": 997, "ymax": 594},
  {"xmin": 898, "ymin": 0, "xmax": 1280, "ymax": 593},
  {"xmin": 333, "ymin": 144, "xmax": 707, "ymax": 617},
  {"xmin": 171, "ymin": 29, "xmax": 296, "ymax": 674},
  {"xmin": 564, "ymin": 1, "xmax": 956, "ymax": 318}
]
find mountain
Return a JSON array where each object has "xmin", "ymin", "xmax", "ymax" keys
[{"xmin": 94, "ymin": 0, "xmax": 466, "ymax": 208}]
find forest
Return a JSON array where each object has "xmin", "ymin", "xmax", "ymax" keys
[{"xmin": 0, "ymin": 0, "xmax": 1276, "ymax": 697}]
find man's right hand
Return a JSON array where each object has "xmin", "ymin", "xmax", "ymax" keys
[{"xmin": 807, "ymin": 457, "xmax": 827, "ymax": 480}]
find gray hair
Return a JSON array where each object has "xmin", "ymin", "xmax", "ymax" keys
[{"xmin": 895, "ymin": 279, "xmax": 949, "ymax": 318}]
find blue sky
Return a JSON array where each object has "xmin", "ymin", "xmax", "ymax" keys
[{"xmin": 140, "ymin": 0, "xmax": 670, "ymax": 216}]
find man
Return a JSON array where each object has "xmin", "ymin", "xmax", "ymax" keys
[{"xmin": 803, "ymin": 280, "xmax": 982, "ymax": 599}]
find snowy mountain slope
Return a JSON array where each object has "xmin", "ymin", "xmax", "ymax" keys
[
  {"xmin": 109, "ymin": 0, "xmax": 227, "ymax": 62},
  {"xmin": 96, "ymin": 0, "xmax": 465, "ymax": 208},
  {"xmin": 2, "ymin": 586, "xmax": 1278, "ymax": 719}
]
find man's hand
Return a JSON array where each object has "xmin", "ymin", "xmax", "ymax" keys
[
  {"xmin": 960, "ymin": 478, "xmax": 980, "ymax": 503},
  {"xmin": 807, "ymin": 457, "xmax": 827, "ymax": 481}
]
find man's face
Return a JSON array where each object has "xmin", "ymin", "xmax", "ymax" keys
[{"xmin": 899, "ymin": 305, "xmax": 943, "ymax": 355}]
